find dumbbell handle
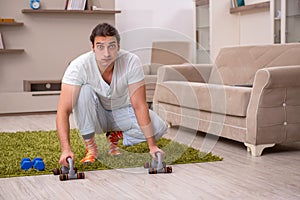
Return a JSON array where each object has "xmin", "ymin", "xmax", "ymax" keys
[
  {"xmin": 144, "ymin": 162, "xmax": 166, "ymax": 169},
  {"xmin": 52, "ymin": 156, "xmax": 85, "ymax": 181},
  {"xmin": 66, "ymin": 157, "xmax": 76, "ymax": 177},
  {"xmin": 150, "ymin": 152, "xmax": 164, "ymax": 170},
  {"xmin": 54, "ymin": 157, "xmax": 74, "ymax": 175}
]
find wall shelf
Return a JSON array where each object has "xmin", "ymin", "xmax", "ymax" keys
[
  {"xmin": 0, "ymin": 49, "xmax": 24, "ymax": 54},
  {"xmin": 0, "ymin": 22, "xmax": 24, "ymax": 26},
  {"xmin": 230, "ymin": 2, "xmax": 270, "ymax": 14},
  {"xmin": 197, "ymin": 26, "xmax": 210, "ymax": 29},
  {"xmin": 21, "ymin": 9, "xmax": 121, "ymax": 14},
  {"xmin": 23, "ymin": 80, "xmax": 61, "ymax": 92}
]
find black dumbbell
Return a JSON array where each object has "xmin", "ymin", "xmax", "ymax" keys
[
  {"xmin": 148, "ymin": 166, "xmax": 173, "ymax": 174},
  {"xmin": 55, "ymin": 157, "xmax": 85, "ymax": 181},
  {"xmin": 59, "ymin": 172, "xmax": 85, "ymax": 181},
  {"xmin": 144, "ymin": 152, "xmax": 173, "ymax": 174}
]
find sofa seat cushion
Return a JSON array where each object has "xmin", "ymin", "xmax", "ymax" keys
[{"xmin": 156, "ymin": 81, "xmax": 252, "ymax": 117}]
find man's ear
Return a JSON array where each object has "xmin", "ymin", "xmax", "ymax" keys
[{"xmin": 91, "ymin": 44, "xmax": 95, "ymax": 52}]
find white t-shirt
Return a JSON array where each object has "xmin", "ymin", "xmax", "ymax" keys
[{"xmin": 62, "ymin": 50, "xmax": 144, "ymax": 110}]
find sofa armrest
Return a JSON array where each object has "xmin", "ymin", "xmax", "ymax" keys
[
  {"xmin": 157, "ymin": 63, "xmax": 213, "ymax": 83},
  {"xmin": 246, "ymin": 65, "xmax": 300, "ymax": 145}
]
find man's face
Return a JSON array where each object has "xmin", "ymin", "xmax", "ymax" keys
[{"xmin": 92, "ymin": 36, "xmax": 119, "ymax": 68}]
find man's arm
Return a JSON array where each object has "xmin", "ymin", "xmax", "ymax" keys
[
  {"xmin": 56, "ymin": 83, "xmax": 80, "ymax": 166},
  {"xmin": 129, "ymin": 80, "xmax": 164, "ymax": 158}
]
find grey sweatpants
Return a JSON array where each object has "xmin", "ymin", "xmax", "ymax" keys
[{"xmin": 73, "ymin": 85, "xmax": 168, "ymax": 146}]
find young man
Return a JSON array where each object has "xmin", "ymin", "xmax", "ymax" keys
[{"xmin": 56, "ymin": 23, "xmax": 167, "ymax": 166}]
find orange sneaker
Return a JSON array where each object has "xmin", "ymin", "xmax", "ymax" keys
[
  {"xmin": 80, "ymin": 137, "xmax": 98, "ymax": 163},
  {"xmin": 106, "ymin": 131, "xmax": 123, "ymax": 156}
]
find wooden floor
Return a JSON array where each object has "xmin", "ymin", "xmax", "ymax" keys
[{"xmin": 0, "ymin": 113, "xmax": 300, "ymax": 200}]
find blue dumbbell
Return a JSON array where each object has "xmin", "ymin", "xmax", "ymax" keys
[
  {"xmin": 32, "ymin": 157, "xmax": 45, "ymax": 171},
  {"xmin": 21, "ymin": 158, "xmax": 33, "ymax": 170}
]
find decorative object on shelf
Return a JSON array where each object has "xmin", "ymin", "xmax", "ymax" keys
[
  {"xmin": 232, "ymin": 0, "xmax": 245, "ymax": 8},
  {"xmin": 237, "ymin": 0, "xmax": 245, "ymax": 7},
  {"xmin": 230, "ymin": 1, "xmax": 270, "ymax": 14},
  {"xmin": 66, "ymin": 0, "xmax": 87, "ymax": 10},
  {"xmin": 30, "ymin": 0, "xmax": 41, "ymax": 10},
  {"xmin": 275, "ymin": 9, "xmax": 281, "ymax": 19},
  {"xmin": 92, "ymin": 6, "xmax": 103, "ymax": 10},
  {"xmin": 0, "ymin": 33, "xmax": 4, "ymax": 49}
]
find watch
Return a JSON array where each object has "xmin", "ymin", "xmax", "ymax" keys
[{"xmin": 30, "ymin": 0, "xmax": 41, "ymax": 10}]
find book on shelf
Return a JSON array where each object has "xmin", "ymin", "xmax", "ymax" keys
[
  {"xmin": 64, "ymin": 0, "xmax": 69, "ymax": 10},
  {"xmin": 85, "ymin": 0, "xmax": 92, "ymax": 10},
  {"xmin": 231, "ymin": 0, "xmax": 245, "ymax": 8},
  {"xmin": 237, "ymin": 0, "xmax": 245, "ymax": 7},
  {"xmin": 66, "ymin": 0, "xmax": 87, "ymax": 10},
  {"xmin": 0, "ymin": 18, "xmax": 15, "ymax": 23},
  {"xmin": 231, "ymin": 0, "xmax": 238, "ymax": 8},
  {"xmin": 0, "ymin": 33, "xmax": 4, "ymax": 49}
]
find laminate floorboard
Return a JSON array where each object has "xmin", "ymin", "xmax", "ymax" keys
[{"xmin": 0, "ymin": 113, "xmax": 299, "ymax": 200}]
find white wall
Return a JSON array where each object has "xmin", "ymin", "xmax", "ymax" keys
[
  {"xmin": 0, "ymin": 0, "xmax": 116, "ymax": 113},
  {"xmin": 115, "ymin": 0, "xmax": 196, "ymax": 64},
  {"xmin": 210, "ymin": 0, "xmax": 272, "ymax": 60},
  {"xmin": 0, "ymin": 0, "xmax": 115, "ymax": 93},
  {"xmin": 239, "ymin": 10, "xmax": 272, "ymax": 45},
  {"xmin": 115, "ymin": 0, "xmax": 273, "ymax": 64},
  {"xmin": 210, "ymin": 0, "xmax": 239, "ymax": 60}
]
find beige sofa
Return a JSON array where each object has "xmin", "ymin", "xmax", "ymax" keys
[
  {"xmin": 143, "ymin": 41, "xmax": 192, "ymax": 104},
  {"xmin": 153, "ymin": 43, "xmax": 300, "ymax": 156}
]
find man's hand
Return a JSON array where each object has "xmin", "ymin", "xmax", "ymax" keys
[
  {"xmin": 59, "ymin": 150, "xmax": 75, "ymax": 167},
  {"xmin": 149, "ymin": 146, "xmax": 165, "ymax": 161}
]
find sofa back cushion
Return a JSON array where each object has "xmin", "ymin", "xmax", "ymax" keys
[
  {"xmin": 208, "ymin": 43, "xmax": 300, "ymax": 85},
  {"xmin": 150, "ymin": 41, "xmax": 192, "ymax": 75}
]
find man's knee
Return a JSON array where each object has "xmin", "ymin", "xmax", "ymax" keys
[
  {"xmin": 73, "ymin": 85, "xmax": 99, "ymax": 132},
  {"xmin": 149, "ymin": 110, "xmax": 168, "ymax": 134}
]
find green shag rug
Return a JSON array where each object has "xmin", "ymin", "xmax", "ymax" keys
[{"xmin": 0, "ymin": 129, "xmax": 222, "ymax": 178}]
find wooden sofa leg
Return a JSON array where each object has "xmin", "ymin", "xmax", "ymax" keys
[{"xmin": 244, "ymin": 143, "xmax": 275, "ymax": 157}]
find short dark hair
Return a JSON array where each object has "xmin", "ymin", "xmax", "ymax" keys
[{"xmin": 90, "ymin": 23, "xmax": 120, "ymax": 46}]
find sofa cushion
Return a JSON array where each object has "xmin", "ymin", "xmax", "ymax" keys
[
  {"xmin": 144, "ymin": 75, "xmax": 157, "ymax": 90},
  {"xmin": 150, "ymin": 41, "xmax": 192, "ymax": 75},
  {"xmin": 150, "ymin": 64, "xmax": 163, "ymax": 75},
  {"xmin": 156, "ymin": 81, "xmax": 252, "ymax": 117},
  {"xmin": 143, "ymin": 64, "xmax": 151, "ymax": 75},
  {"xmin": 209, "ymin": 43, "xmax": 300, "ymax": 85}
]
